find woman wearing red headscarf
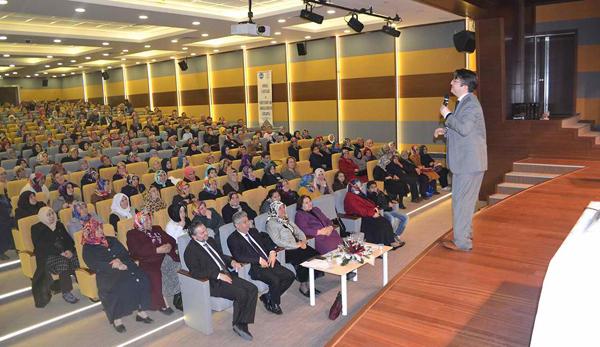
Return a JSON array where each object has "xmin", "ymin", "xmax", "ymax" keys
[
  {"xmin": 126, "ymin": 211, "xmax": 181, "ymax": 314},
  {"xmin": 82, "ymin": 218, "xmax": 153, "ymax": 333}
]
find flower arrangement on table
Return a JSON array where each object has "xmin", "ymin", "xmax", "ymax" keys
[{"xmin": 331, "ymin": 239, "xmax": 374, "ymax": 266}]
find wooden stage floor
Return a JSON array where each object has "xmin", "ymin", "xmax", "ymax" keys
[{"xmin": 328, "ymin": 158, "xmax": 600, "ymax": 347}]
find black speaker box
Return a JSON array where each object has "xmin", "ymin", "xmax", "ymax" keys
[
  {"xmin": 102, "ymin": 71, "xmax": 110, "ymax": 80},
  {"xmin": 178, "ymin": 60, "xmax": 188, "ymax": 71},
  {"xmin": 296, "ymin": 42, "xmax": 307, "ymax": 56},
  {"xmin": 453, "ymin": 30, "xmax": 476, "ymax": 53},
  {"xmin": 42, "ymin": 79, "xmax": 48, "ymax": 87}
]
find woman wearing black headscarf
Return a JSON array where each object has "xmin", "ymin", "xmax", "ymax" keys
[
  {"xmin": 165, "ymin": 203, "xmax": 191, "ymax": 242},
  {"xmin": 15, "ymin": 191, "xmax": 46, "ymax": 221}
]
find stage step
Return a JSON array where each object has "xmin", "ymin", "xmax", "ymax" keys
[
  {"xmin": 488, "ymin": 193, "xmax": 510, "ymax": 205},
  {"xmin": 504, "ymin": 171, "xmax": 559, "ymax": 185},
  {"xmin": 497, "ymin": 182, "xmax": 533, "ymax": 195},
  {"xmin": 512, "ymin": 162, "xmax": 581, "ymax": 175}
]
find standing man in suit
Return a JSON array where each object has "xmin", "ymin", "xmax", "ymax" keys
[
  {"xmin": 227, "ymin": 211, "xmax": 295, "ymax": 315},
  {"xmin": 434, "ymin": 69, "xmax": 487, "ymax": 252},
  {"xmin": 184, "ymin": 220, "xmax": 258, "ymax": 341}
]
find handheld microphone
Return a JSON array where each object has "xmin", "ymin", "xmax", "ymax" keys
[{"xmin": 442, "ymin": 94, "xmax": 450, "ymax": 106}]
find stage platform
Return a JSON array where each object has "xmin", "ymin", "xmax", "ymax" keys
[{"xmin": 328, "ymin": 158, "xmax": 600, "ymax": 347}]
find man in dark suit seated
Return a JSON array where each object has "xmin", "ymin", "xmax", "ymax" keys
[
  {"xmin": 227, "ymin": 211, "xmax": 295, "ymax": 315},
  {"xmin": 184, "ymin": 220, "xmax": 258, "ymax": 341}
]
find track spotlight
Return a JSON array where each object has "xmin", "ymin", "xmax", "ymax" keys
[
  {"xmin": 346, "ymin": 13, "xmax": 364, "ymax": 33},
  {"xmin": 382, "ymin": 22, "xmax": 400, "ymax": 37},
  {"xmin": 300, "ymin": 6, "xmax": 323, "ymax": 24}
]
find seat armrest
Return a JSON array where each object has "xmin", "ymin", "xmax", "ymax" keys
[
  {"xmin": 178, "ymin": 269, "xmax": 209, "ymax": 282},
  {"xmin": 338, "ymin": 213, "xmax": 361, "ymax": 220}
]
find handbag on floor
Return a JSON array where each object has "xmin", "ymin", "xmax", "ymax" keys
[{"xmin": 328, "ymin": 291, "xmax": 342, "ymax": 320}]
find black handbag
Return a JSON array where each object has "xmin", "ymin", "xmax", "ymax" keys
[{"xmin": 332, "ymin": 217, "xmax": 349, "ymax": 238}]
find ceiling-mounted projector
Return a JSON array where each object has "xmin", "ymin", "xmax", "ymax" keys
[{"xmin": 231, "ymin": 23, "xmax": 270, "ymax": 36}]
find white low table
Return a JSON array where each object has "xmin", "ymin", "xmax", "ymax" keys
[{"xmin": 302, "ymin": 243, "xmax": 392, "ymax": 316}]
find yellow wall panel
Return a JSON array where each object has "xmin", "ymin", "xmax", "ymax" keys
[
  {"xmin": 247, "ymin": 101, "xmax": 288, "ymax": 126},
  {"xmin": 106, "ymin": 81, "xmax": 124, "ymax": 97},
  {"xmin": 127, "ymin": 79, "xmax": 148, "ymax": 95},
  {"xmin": 212, "ymin": 103, "xmax": 245, "ymax": 121},
  {"xmin": 62, "ymin": 87, "xmax": 83, "ymax": 100},
  {"xmin": 536, "ymin": 0, "xmax": 600, "ymax": 22},
  {"xmin": 151, "ymin": 75, "xmax": 176, "ymax": 93},
  {"xmin": 398, "ymin": 48, "xmax": 464, "ymax": 76},
  {"xmin": 212, "ymin": 68, "xmax": 244, "ymax": 88},
  {"xmin": 340, "ymin": 99, "xmax": 395, "ymax": 121},
  {"xmin": 21, "ymin": 88, "xmax": 62, "ymax": 101},
  {"xmin": 399, "ymin": 97, "xmax": 448, "ymax": 121},
  {"xmin": 399, "ymin": 143, "xmax": 445, "ymax": 152},
  {"xmin": 247, "ymin": 64, "xmax": 287, "ymax": 85},
  {"xmin": 86, "ymin": 84, "xmax": 103, "ymax": 99},
  {"xmin": 181, "ymin": 105, "xmax": 209, "ymax": 116},
  {"xmin": 290, "ymin": 59, "xmax": 336, "ymax": 82},
  {"xmin": 340, "ymin": 53, "xmax": 395, "ymax": 79},
  {"xmin": 180, "ymin": 72, "xmax": 208, "ymax": 90},
  {"xmin": 577, "ymin": 97, "xmax": 600, "ymax": 122},
  {"xmin": 291, "ymin": 100, "xmax": 337, "ymax": 122}
]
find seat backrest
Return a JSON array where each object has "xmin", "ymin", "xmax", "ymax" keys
[
  {"xmin": 95, "ymin": 198, "xmax": 113, "ymax": 225},
  {"xmin": 130, "ymin": 193, "xmax": 144, "ymax": 210},
  {"xmin": 219, "ymin": 223, "xmax": 236, "ymax": 256},
  {"xmin": 99, "ymin": 167, "xmax": 117, "ymax": 181},
  {"xmin": 367, "ymin": 160, "xmax": 377, "ymax": 181},
  {"xmin": 331, "ymin": 153, "xmax": 342, "ymax": 171},
  {"xmin": 69, "ymin": 170, "xmax": 86, "ymax": 187},
  {"xmin": 325, "ymin": 169, "xmax": 336, "ymax": 188},
  {"xmin": 288, "ymin": 178, "xmax": 300, "ymax": 191},
  {"xmin": 269, "ymin": 141, "xmax": 290, "ymax": 161},
  {"xmin": 254, "ymin": 213, "xmax": 269, "ymax": 233},
  {"xmin": 177, "ymin": 234, "xmax": 192, "ymax": 271},
  {"xmin": 117, "ymin": 218, "xmax": 134, "ymax": 248},
  {"xmin": 299, "ymin": 148, "xmax": 311, "ymax": 161},
  {"xmin": 333, "ymin": 189, "xmax": 347, "ymax": 214},
  {"xmin": 126, "ymin": 162, "xmax": 148, "ymax": 177},
  {"xmin": 16, "ymin": 215, "xmax": 38, "ymax": 252},
  {"xmin": 298, "ymin": 139, "xmax": 313, "ymax": 149},
  {"xmin": 286, "ymin": 204, "xmax": 297, "ymax": 222},
  {"xmin": 297, "ymin": 160, "xmax": 312, "ymax": 176},
  {"xmin": 7, "ymin": 179, "xmax": 27, "ymax": 198},
  {"xmin": 160, "ymin": 186, "xmax": 177, "ymax": 206},
  {"xmin": 63, "ymin": 160, "xmax": 82, "ymax": 173},
  {"xmin": 36, "ymin": 164, "xmax": 53, "ymax": 176},
  {"xmin": 113, "ymin": 179, "xmax": 126, "ymax": 193},
  {"xmin": 1, "ymin": 159, "xmax": 17, "ymax": 170},
  {"xmin": 313, "ymin": 194, "xmax": 337, "ymax": 220},
  {"xmin": 153, "ymin": 208, "xmax": 168, "ymax": 230},
  {"xmin": 141, "ymin": 173, "xmax": 154, "ymax": 190},
  {"xmin": 241, "ymin": 187, "xmax": 266, "ymax": 213},
  {"xmin": 158, "ymin": 150, "xmax": 172, "ymax": 159},
  {"xmin": 82, "ymin": 183, "xmax": 96, "ymax": 203}
]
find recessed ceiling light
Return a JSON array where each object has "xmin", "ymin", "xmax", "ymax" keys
[
  {"xmin": 122, "ymin": 49, "xmax": 129, "ymax": 52},
  {"xmin": 274, "ymin": 32, "xmax": 281, "ymax": 35},
  {"xmin": 85, "ymin": 56, "xmax": 91, "ymax": 60},
  {"xmin": 139, "ymin": 15, "xmax": 148, "ymax": 19},
  {"xmin": 192, "ymin": 21, "xmax": 200, "ymax": 26},
  {"xmin": 151, "ymin": 59, "xmax": 156, "ymax": 62},
  {"xmin": 121, "ymin": 58, "xmax": 126, "ymax": 61},
  {"xmin": 75, "ymin": 8, "xmax": 86, "ymax": 13},
  {"xmin": 3, "ymin": 73, "xmax": 8, "ymax": 76},
  {"xmin": 70, "ymin": 59, "xmax": 76, "ymax": 63},
  {"xmin": 277, "ymin": 19, "xmax": 286, "ymax": 23},
  {"xmin": 70, "ymin": 72, "xmax": 75, "ymax": 75},
  {"xmin": 144, "ymin": 44, "xmax": 151, "ymax": 48},
  {"xmin": 0, "ymin": 36, "xmax": 6, "ymax": 40},
  {"xmin": 2, "ymin": 54, "xmax": 9, "ymax": 57},
  {"xmin": 44, "ymin": 64, "xmax": 50, "ymax": 68},
  {"xmin": 61, "ymin": 73, "xmax": 66, "ymax": 76},
  {"xmin": 46, "ymin": 55, "xmax": 53, "ymax": 58},
  {"xmin": 182, "ymin": 47, "xmax": 188, "ymax": 50},
  {"xmin": 344, "ymin": 30, "xmax": 351, "ymax": 33},
  {"xmin": 52, "ymin": 75, "xmax": 56, "ymax": 78},
  {"xmin": 34, "ymin": 73, "xmax": 39, "ymax": 76},
  {"xmin": 171, "ymin": 39, "xmax": 178, "ymax": 43},
  {"xmin": 107, "ymin": 66, "xmax": 112, "ymax": 69},
  {"xmin": 213, "ymin": 49, "xmax": 219, "ymax": 52},
  {"xmin": 169, "ymin": 56, "xmax": 175, "ymax": 59},
  {"xmin": 201, "ymin": 33, "xmax": 209, "ymax": 37},
  {"xmin": 304, "ymin": 36, "xmax": 311, "ymax": 39},
  {"xmin": 78, "ymin": 66, "xmax": 83, "ymax": 68},
  {"xmin": 8, "ymin": 64, "xmax": 14, "ymax": 67},
  {"xmin": 191, "ymin": 53, "xmax": 197, "ymax": 56},
  {"xmin": 12, "ymin": 71, "xmax": 17, "ymax": 74},
  {"xmin": 102, "ymin": 53, "xmax": 109, "ymax": 56},
  {"xmin": 102, "ymin": 42, "xmax": 109, "ymax": 46},
  {"xmin": 57, "ymin": 62, "xmax": 63, "ymax": 65},
  {"xmin": 53, "ymin": 39, "xmax": 62, "ymax": 43},
  {"xmin": 270, "ymin": 40, "xmax": 277, "ymax": 44},
  {"xmin": 135, "ymin": 61, "xmax": 140, "ymax": 64},
  {"xmin": 26, "ymin": 75, "xmax": 30, "ymax": 78},
  {"xmin": 327, "ymin": 10, "xmax": 336, "ymax": 14},
  {"xmin": 0, "ymin": 1, "xmax": 8, "ymax": 5},
  {"xmin": 43, "ymin": 72, "xmax": 48, "ymax": 75},
  {"xmin": 240, "ymin": 45, "xmax": 246, "ymax": 48}
]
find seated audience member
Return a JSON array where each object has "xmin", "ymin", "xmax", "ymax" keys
[
  {"xmin": 82, "ymin": 218, "xmax": 153, "ymax": 333},
  {"xmin": 142, "ymin": 185, "xmax": 167, "ymax": 214},
  {"xmin": 148, "ymin": 157, "xmax": 162, "ymax": 173},
  {"xmin": 352, "ymin": 148, "xmax": 368, "ymax": 175},
  {"xmin": 339, "ymin": 148, "xmax": 366, "ymax": 183},
  {"xmin": 409, "ymin": 145, "xmax": 440, "ymax": 193},
  {"xmin": 52, "ymin": 182, "xmax": 78, "ymax": 212},
  {"xmin": 67, "ymin": 201, "xmax": 104, "ymax": 237},
  {"xmin": 276, "ymin": 179, "xmax": 299, "ymax": 206},
  {"xmin": 265, "ymin": 201, "xmax": 321, "ymax": 297},
  {"xmin": 152, "ymin": 170, "xmax": 173, "ymax": 190},
  {"xmin": 314, "ymin": 168, "xmax": 331, "ymax": 195},
  {"xmin": 14, "ymin": 165, "xmax": 28, "ymax": 181},
  {"xmin": 185, "ymin": 220, "xmax": 257, "ymax": 341},
  {"xmin": 98, "ymin": 155, "xmax": 113, "ymax": 169},
  {"xmin": 386, "ymin": 154, "xmax": 427, "ymax": 203},
  {"xmin": 294, "ymin": 195, "xmax": 342, "ymax": 254},
  {"xmin": 309, "ymin": 145, "xmax": 328, "ymax": 171},
  {"xmin": 161, "ymin": 158, "xmax": 173, "ymax": 172},
  {"xmin": 81, "ymin": 167, "xmax": 99, "ymax": 187},
  {"xmin": 287, "ymin": 137, "xmax": 301, "ymax": 161},
  {"xmin": 363, "ymin": 148, "xmax": 377, "ymax": 162},
  {"xmin": 373, "ymin": 153, "xmax": 409, "ymax": 205},
  {"xmin": 165, "ymin": 203, "xmax": 191, "ymax": 241},
  {"xmin": 227, "ymin": 211, "xmax": 295, "ymax": 315},
  {"xmin": 221, "ymin": 146, "xmax": 236, "ymax": 161},
  {"xmin": 173, "ymin": 181, "xmax": 197, "ymax": 206},
  {"xmin": 222, "ymin": 192, "xmax": 257, "ymax": 224},
  {"xmin": 366, "ymin": 181, "xmax": 408, "ymax": 244},
  {"xmin": 112, "ymin": 162, "xmax": 129, "ymax": 181},
  {"xmin": 203, "ymin": 127, "xmax": 220, "ymax": 151},
  {"xmin": 49, "ymin": 171, "xmax": 68, "ymax": 191},
  {"xmin": 31, "ymin": 207, "xmax": 79, "ymax": 305},
  {"xmin": 223, "ymin": 168, "xmax": 243, "ymax": 195},
  {"xmin": 121, "ymin": 174, "xmax": 146, "ymax": 197},
  {"xmin": 91, "ymin": 178, "xmax": 114, "ymax": 204},
  {"xmin": 253, "ymin": 152, "xmax": 275, "ymax": 170},
  {"xmin": 61, "ymin": 147, "xmax": 80, "ymax": 163},
  {"xmin": 302, "ymin": 129, "xmax": 312, "ymax": 139},
  {"xmin": 241, "ymin": 166, "xmax": 261, "ymax": 191},
  {"xmin": 20, "ymin": 172, "xmax": 50, "ymax": 203},
  {"xmin": 185, "ymin": 143, "xmax": 201, "ymax": 156},
  {"xmin": 127, "ymin": 211, "xmax": 181, "ymax": 314},
  {"xmin": 204, "ymin": 166, "xmax": 218, "ymax": 180},
  {"xmin": 183, "ymin": 167, "xmax": 200, "ymax": 183},
  {"xmin": 332, "ymin": 171, "xmax": 348, "ymax": 192},
  {"xmin": 198, "ymin": 178, "xmax": 224, "ymax": 201},
  {"xmin": 260, "ymin": 189, "xmax": 281, "ymax": 214},
  {"xmin": 218, "ymin": 159, "xmax": 232, "ymax": 177},
  {"xmin": 399, "ymin": 151, "xmax": 435, "ymax": 199},
  {"xmin": 297, "ymin": 174, "xmax": 321, "ymax": 200},
  {"xmin": 109, "ymin": 193, "xmax": 134, "ymax": 233},
  {"xmin": 280, "ymin": 157, "xmax": 301, "ymax": 180},
  {"xmin": 261, "ymin": 164, "xmax": 282, "ymax": 187},
  {"xmin": 418, "ymin": 145, "xmax": 450, "ymax": 190},
  {"xmin": 191, "ymin": 200, "xmax": 224, "ymax": 248},
  {"xmin": 36, "ymin": 151, "xmax": 54, "ymax": 167},
  {"xmin": 344, "ymin": 179, "xmax": 402, "ymax": 248},
  {"xmin": 15, "ymin": 191, "xmax": 45, "ymax": 221}
]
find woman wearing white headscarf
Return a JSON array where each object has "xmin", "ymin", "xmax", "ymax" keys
[
  {"xmin": 109, "ymin": 193, "xmax": 134, "ymax": 232},
  {"xmin": 265, "ymin": 200, "xmax": 321, "ymax": 297}
]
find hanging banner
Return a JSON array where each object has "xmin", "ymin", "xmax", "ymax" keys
[{"xmin": 257, "ymin": 70, "xmax": 273, "ymax": 127}]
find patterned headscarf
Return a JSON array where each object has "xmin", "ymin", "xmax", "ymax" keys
[
  {"xmin": 95, "ymin": 178, "xmax": 110, "ymax": 197},
  {"xmin": 299, "ymin": 174, "xmax": 315, "ymax": 193},
  {"xmin": 71, "ymin": 201, "xmax": 89, "ymax": 222},
  {"xmin": 81, "ymin": 218, "xmax": 108, "ymax": 247},
  {"xmin": 126, "ymin": 174, "xmax": 138, "ymax": 186},
  {"xmin": 267, "ymin": 200, "xmax": 286, "ymax": 222},
  {"xmin": 154, "ymin": 170, "xmax": 167, "ymax": 187},
  {"xmin": 134, "ymin": 210, "xmax": 152, "ymax": 231},
  {"xmin": 29, "ymin": 172, "xmax": 45, "ymax": 192},
  {"xmin": 348, "ymin": 178, "xmax": 365, "ymax": 197},
  {"xmin": 242, "ymin": 166, "xmax": 255, "ymax": 181},
  {"xmin": 142, "ymin": 187, "xmax": 166, "ymax": 213},
  {"xmin": 176, "ymin": 180, "xmax": 189, "ymax": 195},
  {"xmin": 58, "ymin": 182, "xmax": 75, "ymax": 203},
  {"xmin": 183, "ymin": 167, "xmax": 196, "ymax": 181},
  {"xmin": 203, "ymin": 178, "xmax": 218, "ymax": 194}
]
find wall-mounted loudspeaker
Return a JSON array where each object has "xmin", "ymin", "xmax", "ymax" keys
[
  {"xmin": 42, "ymin": 79, "xmax": 48, "ymax": 87},
  {"xmin": 178, "ymin": 60, "xmax": 188, "ymax": 71},
  {"xmin": 296, "ymin": 42, "xmax": 307, "ymax": 56},
  {"xmin": 101, "ymin": 71, "xmax": 110, "ymax": 80},
  {"xmin": 453, "ymin": 30, "xmax": 476, "ymax": 53}
]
